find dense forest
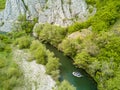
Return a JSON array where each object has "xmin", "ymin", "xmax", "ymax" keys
[
  {"xmin": 0, "ymin": 33, "xmax": 24, "ymax": 89},
  {"xmin": 0, "ymin": 0, "xmax": 120, "ymax": 90},
  {"xmin": 33, "ymin": 0, "xmax": 120, "ymax": 89},
  {"xmin": 0, "ymin": 14, "xmax": 75, "ymax": 89}
]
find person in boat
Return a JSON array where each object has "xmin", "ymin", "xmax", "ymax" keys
[{"xmin": 72, "ymin": 71, "xmax": 83, "ymax": 77}]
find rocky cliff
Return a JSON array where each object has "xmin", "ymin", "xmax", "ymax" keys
[{"xmin": 0, "ymin": 0, "xmax": 96, "ymax": 32}]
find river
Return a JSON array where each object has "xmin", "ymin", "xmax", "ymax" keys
[
  {"xmin": 45, "ymin": 43, "xmax": 97, "ymax": 90},
  {"xmin": 0, "ymin": 31, "xmax": 97, "ymax": 90}
]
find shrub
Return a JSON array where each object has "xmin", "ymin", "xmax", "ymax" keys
[
  {"xmin": 46, "ymin": 57, "xmax": 60, "ymax": 74},
  {"xmin": 0, "ymin": 55, "xmax": 23, "ymax": 90},
  {"xmin": 57, "ymin": 80, "xmax": 76, "ymax": 90},
  {"xmin": 0, "ymin": 58, "xmax": 6, "ymax": 68},
  {"xmin": 30, "ymin": 40, "xmax": 47, "ymax": 65},
  {"xmin": 15, "ymin": 15, "xmax": 37, "ymax": 35},
  {"xmin": 14, "ymin": 36, "xmax": 31, "ymax": 49},
  {"xmin": 68, "ymin": 19, "xmax": 91, "ymax": 33},
  {"xmin": 30, "ymin": 40, "xmax": 42, "ymax": 51},
  {"xmin": 0, "ymin": 41, "xmax": 5, "ymax": 51},
  {"xmin": 0, "ymin": 0, "xmax": 6, "ymax": 10},
  {"xmin": 85, "ymin": 0, "xmax": 97, "ymax": 5},
  {"xmin": 33, "ymin": 24, "xmax": 45, "ymax": 37},
  {"xmin": 74, "ymin": 52, "xmax": 90, "ymax": 69},
  {"xmin": 46, "ymin": 52, "xmax": 60, "ymax": 80},
  {"xmin": 36, "ymin": 23, "xmax": 67, "ymax": 46},
  {"xmin": 58, "ymin": 39, "xmax": 78, "ymax": 57},
  {"xmin": 34, "ymin": 46, "xmax": 47, "ymax": 65}
]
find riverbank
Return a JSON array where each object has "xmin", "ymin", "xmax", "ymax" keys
[
  {"xmin": 45, "ymin": 43, "xmax": 97, "ymax": 90},
  {"xmin": 13, "ymin": 49, "xmax": 56, "ymax": 90}
]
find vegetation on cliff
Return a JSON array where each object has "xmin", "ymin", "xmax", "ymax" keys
[
  {"xmin": 33, "ymin": 20, "xmax": 120, "ymax": 90},
  {"xmin": 1, "ymin": 0, "xmax": 120, "ymax": 90},
  {"xmin": 0, "ymin": 0, "xmax": 6, "ymax": 10},
  {"xmin": 9, "ymin": 15, "xmax": 76, "ymax": 89},
  {"xmin": 33, "ymin": 23, "xmax": 67, "ymax": 47},
  {"xmin": 68, "ymin": 0, "xmax": 120, "ymax": 33}
]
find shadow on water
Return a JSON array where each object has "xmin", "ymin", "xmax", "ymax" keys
[{"xmin": 45, "ymin": 43, "xmax": 97, "ymax": 90}]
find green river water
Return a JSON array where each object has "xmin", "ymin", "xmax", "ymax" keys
[
  {"xmin": 45, "ymin": 43, "xmax": 97, "ymax": 90},
  {"xmin": 0, "ymin": 32, "xmax": 97, "ymax": 90}
]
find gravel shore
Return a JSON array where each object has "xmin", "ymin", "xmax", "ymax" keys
[{"xmin": 13, "ymin": 49, "xmax": 55, "ymax": 90}]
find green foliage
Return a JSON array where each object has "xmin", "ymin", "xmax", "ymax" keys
[
  {"xmin": 45, "ymin": 0, "xmax": 48, "ymax": 3},
  {"xmin": 85, "ymin": 0, "xmax": 97, "ymax": 5},
  {"xmin": 15, "ymin": 15, "xmax": 37, "ymax": 35},
  {"xmin": 9, "ymin": 30, "xmax": 27, "ymax": 39},
  {"xmin": 58, "ymin": 39, "xmax": 78, "ymax": 57},
  {"xmin": 12, "ymin": 21, "xmax": 63, "ymax": 81},
  {"xmin": 58, "ymin": 29, "xmax": 93, "ymax": 57},
  {"xmin": 14, "ymin": 36, "xmax": 31, "ymax": 49},
  {"xmin": 74, "ymin": 52, "xmax": 90, "ymax": 69},
  {"xmin": 30, "ymin": 40, "xmax": 40, "ymax": 51},
  {"xmin": 57, "ymin": 80, "xmax": 76, "ymax": 90},
  {"xmin": 0, "ymin": 41, "xmax": 5, "ymax": 51},
  {"xmin": 0, "ymin": 0, "xmax": 6, "ymax": 10},
  {"xmin": 34, "ymin": 23, "xmax": 67, "ymax": 46},
  {"xmin": 70, "ymin": 0, "xmax": 120, "ymax": 32},
  {"xmin": 0, "ymin": 34, "xmax": 12, "ymax": 44},
  {"xmin": 68, "ymin": 21, "xmax": 90, "ymax": 33},
  {"xmin": 0, "ymin": 58, "xmax": 6, "ymax": 68},
  {"xmin": 46, "ymin": 53, "xmax": 60, "ymax": 80},
  {"xmin": 33, "ymin": 24, "xmax": 45, "ymax": 37},
  {"xmin": 30, "ymin": 40, "xmax": 47, "ymax": 65},
  {"xmin": 4, "ymin": 1, "xmax": 120, "ymax": 89},
  {"xmin": 91, "ymin": 0, "xmax": 120, "ymax": 32},
  {"xmin": 0, "ymin": 57, "xmax": 23, "ymax": 90},
  {"xmin": 29, "ymin": 40, "xmax": 61, "ymax": 80},
  {"xmin": 59, "ymin": 26, "xmax": 120, "ymax": 90},
  {"xmin": 0, "ymin": 34, "xmax": 23, "ymax": 90},
  {"xmin": 105, "ymin": 71, "xmax": 120, "ymax": 90},
  {"xmin": 18, "ymin": 14, "xmax": 26, "ymax": 22},
  {"xmin": 34, "ymin": 46, "xmax": 47, "ymax": 64},
  {"xmin": 0, "ymin": 34, "xmax": 12, "ymax": 52}
]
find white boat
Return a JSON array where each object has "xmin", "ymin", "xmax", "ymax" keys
[{"xmin": 72, "ymin": 72, "xmax": 83, "ymax": 77}]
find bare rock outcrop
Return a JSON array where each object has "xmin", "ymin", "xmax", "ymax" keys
[
  {"xmin": 13, "ymin": 49, "xmax": 55, "ymax": 90},
  {"xmin": 38, "ymin": 0, "xmax": 90, "ymax": 26},
  {"xmin": 0, "ymin": 0, "xmax": 96, "ymax": 32},
  {"xmin": 0, "ymin": 0, "xmax": 26, "ymax": 32}
]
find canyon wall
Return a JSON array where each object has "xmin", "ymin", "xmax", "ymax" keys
[{"xmin": 0, "ymin": 0, "xmax": 96, "ymax": 32}]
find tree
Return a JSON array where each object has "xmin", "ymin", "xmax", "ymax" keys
[
  {"xmin": 74, "ymin": 52, "xmax": 90, "ymax": 69},
  {"xmin": 46, "ymin": 57, "xmax": 60, "ymax": 74},
  {"xmin": 30, "ymin": 40, "xmax": 47, "ymax": 64},
  {"xmin": 14, "ymin": 36, "xmax": 31, "ymax": 49},
  {"xmin": 37, "ymin": 23, "xmax": 66, "ymax": 46},
  {"xmin": 58, "ymin": 39, "xmax": 77, "ymax": 57},
  {"xmin": 57, "ymin": 80, "xmax": 76, "ymax": 90},
  {"xmin": 46, "ymin": 55, "xmax": 60, "ymax": 80},
  {"xmin": 34, "ymin": 46, "xmax": 47, "ymax": 65}
]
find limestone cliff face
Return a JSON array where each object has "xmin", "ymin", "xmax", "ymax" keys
[
  {"xmin": 0, "ymin": 0, "xmax": 96, "ymax": 32},
  {"xmin": 0, "ymin": 0, "xmax": 26, "ymax": 32},
  {"xmin": 38, "ymin": 0, "xmax": 89, "ymax": 26}
]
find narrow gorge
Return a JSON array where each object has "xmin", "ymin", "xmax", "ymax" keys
[{"xmin": 0, "ymin": 0, "xmax": 120, "ymax": 90}]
